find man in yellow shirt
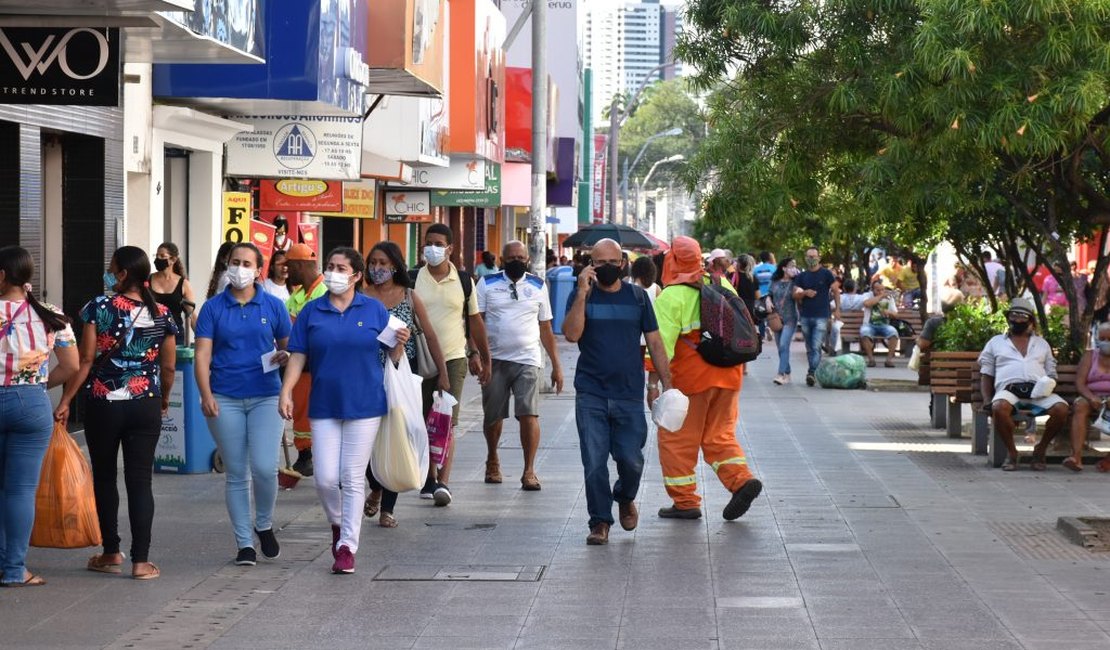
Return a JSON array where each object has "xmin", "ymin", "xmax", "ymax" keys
[{"xmin": 284, "ymin": 243, "xmax": 327, "ymax": 476}]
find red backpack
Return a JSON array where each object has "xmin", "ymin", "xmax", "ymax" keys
[{"xmin": 696, "ymin": 277, "xmax": 761, "ymax": 367}]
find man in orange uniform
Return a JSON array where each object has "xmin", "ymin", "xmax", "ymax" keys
[
  {"xmin": 650, "ymin": 236, "xmax": 763, "ymax": 520},
  {"xmin": 284, "ymin": 243, "xmax": 327, "ymax": 476}
]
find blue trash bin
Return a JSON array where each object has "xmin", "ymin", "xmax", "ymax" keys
[
  {"xmin": 155, "ymin": 347, "xmax": 216, "ymax": 473},
  {"xmin": 548, "ymin": 266, "xmax": 576, "ymax": 334}
]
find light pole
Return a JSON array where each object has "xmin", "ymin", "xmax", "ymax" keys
[
  {"xmin": 608, "ymin": 61, "xmax": 676, "ymax": 223},
  {"xmin": 621, "ymin": 126, "xmax": 682, "ymax": 225},
  {"xmin": 636, "ymin": 154, "xmax": 684, "ymax": 232}
]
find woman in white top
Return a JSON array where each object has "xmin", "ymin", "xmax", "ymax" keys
[{"xmin": 262, "ymin": 249, "xmax": 291, "ymax": 303}]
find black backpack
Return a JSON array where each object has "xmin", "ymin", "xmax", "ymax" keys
[
  {"xmin": 696, "ymin": 278, "xmax": 761, "ymax": 367},
  {"xmin": 409, "ymin": 266, "xmax": 473, "ymax": 338}
]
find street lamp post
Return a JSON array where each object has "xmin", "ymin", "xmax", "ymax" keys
[
  {"xmin": 635, "ymin": 154, "xmax": 684, "ymax": 232},
  {"xmin": 621, "ymin": 126, "xmax": 682, "ymax": 225},
  {"xmin": 608, "ymin": 61, "xmax": 676, "ymax": 224}
]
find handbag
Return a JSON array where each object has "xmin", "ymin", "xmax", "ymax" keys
[
  {"xmin": 1006, "ymin": 381, "xmax": 1036, "ymax": 400},
  {"xmin": 406, "ymin": 290, "xmax": 437, "ymax": 379},
  {"xmin": 765, "ymin": 295, "xmax": 784, "ymax": 333}
]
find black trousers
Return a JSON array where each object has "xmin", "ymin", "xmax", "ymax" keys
[
  {"xmin": 366, "ymin": 466, "xmax": 399, "ymax": 513},
  {"xmin": 84, "ymin": 397, "xmax": 162, "ymax": 563}
]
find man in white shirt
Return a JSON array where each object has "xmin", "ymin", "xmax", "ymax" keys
[
  {"xmin": 860, "ymin": 279, "xmax": 899, "ymax": 367},
  {"xmin": 477, "ymin": 241, "xmax": 564, "ymax": 491},
  {"xmin": 978, "ymin": 297, "xmax": 1069, "ymax": 471},
  {"xmin": 982, "ymin": 251, "xmax": 1007, "ymax": 297}
]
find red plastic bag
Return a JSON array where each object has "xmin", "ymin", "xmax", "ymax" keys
[
  {"xmin": 30, "ymin": 423, "xmax": 101, "ymax": 549},
  {"xmin": 426, "ymin": 390, "xmax": 456, "ymax": 468}
]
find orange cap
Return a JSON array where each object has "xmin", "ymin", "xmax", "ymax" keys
[
  {"xmin": 662, "ymin": 236, "xmax": 705, "ymax": 286},
  {"xmin": 286, "ymin": 243, "xmax": 316, "ymax": 261}
]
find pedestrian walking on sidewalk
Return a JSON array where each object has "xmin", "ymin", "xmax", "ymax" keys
[
  {"xmin": 477, "ymin": 241, "xmax": 564, "ymax": 492},
  {"xmin": 284, "ymin": 243, "xmax": 327, "ymax": 477},
  {"xmin": 0, "ymin": 246, "xmax": 78, "ymax": 588},
  {"xmin": 362, "ymin": 242, "xmax": 449, "ymax": 527},
  {"xmin": 194, "ymin": 243, "xmax": 292, "ymax": 567},
  {"xmin": 770, "ymin": 257, "xmax": 800, "ymax": 385},
  {"xmin": 279, "ymin": 247, "xmax": 409, "ymax": 574},
  {"xmin": 55, "ymin": 246, "xmax": 178, "ymax": 581},
  {"xmin": 412, "ymin": 223, "xmax": 491, "ymax": 505},
  {"xmin": 651, "ymin": 236, "xmax": 763, "ymax": 522},
  {"xmin": 793, "ymin": 246, "xmax": 840, "ymax": 386},
  {"xmin": 564, "ymin": 238, "xmax": 673, "ymax": 546}
]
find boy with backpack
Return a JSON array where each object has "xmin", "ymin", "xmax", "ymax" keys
[{"xmin": 649, "ymin": 236, "xmax": 763, "ymax": 521}]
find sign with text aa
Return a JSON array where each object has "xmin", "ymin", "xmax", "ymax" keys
[
  {"xmin": 384, "ymin": 191, "xmax": 432, "ymax": 223},
  {"xmin": 0, "ymin": 27, "xmax": 120, "ymax": 106},
  {"xmin": 430, "ymin": 162, "xmax": 502, "ymax": 207},
  {"xmin": 226, "ymin": 115, "xmax": 364, "ymax": 180},
  {"xmin": 312, "ymin": 180, "xmax": 376, "ymax": 219},
  {"xmin": 222, "ymin": 192, "xmax": 252, "ymax": 244},
  {"xmin": 259, "ymin": 179, "xmax": 343, "ymax": 211},
  {"xmin": 591, "ymin": 134, "xmax": 606, "ymax": 224}
]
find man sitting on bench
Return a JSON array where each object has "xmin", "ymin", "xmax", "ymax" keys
[
  {"xmin": 860, "ymin": 279, "xmax": 899, "ymax": 368},
  {"xmin": 978, "ymin": 297, "xmax": 1069, "ymax": 471}
]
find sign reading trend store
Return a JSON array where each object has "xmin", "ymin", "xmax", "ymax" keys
[
  {"xmin": 226, "ymin": 115, "xmax": 364, "ymax": 180},
  {"xmin": 0, "ymin": 27, "xmax": 120, "ymax": 106}
]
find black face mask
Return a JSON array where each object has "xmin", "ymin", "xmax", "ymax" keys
[
  {"xmin": 595, "ymin": 263, "xmax": 622, "ymax": 287},
  {"xmin": 1008, "ymin": 320, "xmax": 1031, "ymax": 335},
  {"xmin": 504, "ymin": 259, "xmax": 528, "ymax": 281},
  {"xmin": 153, "ymin": 258, "xmax": 170, "ymax": 272}
]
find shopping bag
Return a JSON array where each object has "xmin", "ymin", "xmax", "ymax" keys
[
  {"xmin": 907, "ymin": 345, "xmax": 921, "ymax": 372},
  {"xmin": 372, "ymin": 359, "xmax": 430, "ymax": 492},
  {"xmin": 1095, "ymin": 404, "xmax": 1110, "ymax": 435},
  {"xmin": 30, "ymin": 422, "xmax": 101, "ymax": 548},
  {"xmin": 651, "ymin": 388, "xmax": 690, "ymax": 431},
  {"xmin": 426, "ymin": 390, "xmax": 457, "ymax": 468}
]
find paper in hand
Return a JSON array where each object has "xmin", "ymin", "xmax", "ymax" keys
[
  {"xmin": 376, "ymin": 314, "xmax": 407, "ymax": 347},
  {"xmin": 260, "ymin": 349, "xmax": 281, "ymax": 373}
]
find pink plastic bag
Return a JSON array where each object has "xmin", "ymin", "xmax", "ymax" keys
[{"xmin": 426, "ymin": 390, "xmax": 457, "ymax": 468}]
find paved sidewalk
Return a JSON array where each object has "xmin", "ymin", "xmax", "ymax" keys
[{"xmin": 3, "ymin": 340, "xmax": 1110, "ymax": 649}]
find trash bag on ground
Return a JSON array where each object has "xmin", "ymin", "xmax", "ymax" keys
[
  {"xmin": 815, "ymin": 353, "xmax": 868, "ymax": 390},
  {"xmin": 31, "ymin": 422, "xmax": 101, "ymax": 548},
  {"xmin": 372, "ymin": 360, "xmax": 430, "ymax": 492}
]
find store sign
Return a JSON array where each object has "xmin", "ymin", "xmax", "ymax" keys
[
  {"xmin": 431, "ymin": 162, "xmax": 501, "ymax": 207},
  {"xmin": 250, "ymin": 219, "xmax": 277, "ymax": 277},
  {"xmin": 408, "ymin": 159, "xmax": 486, "ymax": 191},
  {"xmin": 313, "ymin": 180, "xmax": 377, "ymax": 219},
  {"xmin": 259, "ymin": 179, "xmax": 343, "ymax": 211},
  {"xmin": 384, "ymin": 190, "xmax": 433, "ymax": 222},
  {"xmin": 0, "ymin": 27, "xmax": 120, "ymax": 106},
  {"xmin": 591, "ymin": 134, "xmax": 606, "ymax": 223},
  {"xmin": 226, "ymin": 115, "xmax": 364, "ymax": 180},
  {"xmin": 298, "ymin": 222, "xmax": 320, "ymax": 257},
  {"xmin": 222, "ymin": 191, "xmax": 252, "ymax": 243}
]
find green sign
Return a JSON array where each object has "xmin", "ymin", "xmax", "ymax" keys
[{"xmin": 430, "ymin": 163, "xmax": 501, "ymax": 207}]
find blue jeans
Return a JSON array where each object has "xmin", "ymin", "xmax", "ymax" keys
[
  {"xmin": 798, "ymin": 317, "xmax": 829, "ymax": 374},
  {"xmin": 776, "ymin": 321, "xmax": 798, "ymax": 376},
  {"xmin": 0, "ymin": 385, "xmax": 53, "ymax": 583},
  {"xmin": 206, "ymin": 394, "xmax": 283, "ymax": 550},
  {"xmin": 575, "ymin": 393, "xmax": 647, "ymax": 528}
]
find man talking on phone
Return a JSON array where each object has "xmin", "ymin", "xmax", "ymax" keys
[{"xmin": 564, "ymin": 239, "xmax": 673, "ymax": 546}]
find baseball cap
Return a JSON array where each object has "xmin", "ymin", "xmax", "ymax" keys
[
  {"xmin": 706, "ymin": 248, "xmax": 731, "ymax": 264},
  {"xmin": 286, "ymin": 243, "xmax": 316, "ymax": 261},
  {"xmin": 1005, "ymin": 297, "xmax": 1035, "ymax": 318}
]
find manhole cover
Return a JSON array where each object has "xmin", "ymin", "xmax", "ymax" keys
[{"xmin": 374, "ymin": 565, "xmax": 545, "ymax": 582}]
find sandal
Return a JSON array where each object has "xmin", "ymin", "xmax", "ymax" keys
[
  {"xmin": 1063, "ymin": 457, "xmax": 1082, "ymax": 472},
  {"xmin": 132, "ymin": 562, "xmax": 160, "ymax": 580},
  {"xmin": 884, "ymin": 360, "xmax": 895, "ymax": 368},
  {"xmin": 1031, "ymin": 449, "xmax": 1047, "ymax": 472},
  {"xmin": 364, "ymin": 490, "xmax": 381, "ymax": 518},
  {"xmin": 1, "ymin": 572, "xmax": 45, "ymax": 587},
  {"xmin": 521, "ymin": 472, "xmax": 542, "ymax": 491},
  {"xmin": 379, "ymin": 512, "xmax": 397, "ymax": 528},
  {"xmin": 1002, "ymin": 456, "xmax": 1020, "ymax": 471},
  {"xmin": 87, "ymin": 554, "xmax": 124, "ymax": 574}
]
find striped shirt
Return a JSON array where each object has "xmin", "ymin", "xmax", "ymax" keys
[{"xmin": 0, "ymin": 300, "xmax": 75, "ymax": 387}]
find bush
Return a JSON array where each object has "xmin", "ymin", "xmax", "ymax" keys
[{"xmin": 933, "ymin": 300, "xmax": 1080, "ymax": 363}]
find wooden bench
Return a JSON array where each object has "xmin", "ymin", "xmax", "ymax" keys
[
  {"xmin": 839, "ymin": 309, "xmax": 926, "ymax": 357},
  {"xmin": 926, "ymin": 351, "xmax": 981, "ymax": 434},
  {"xmin": 970, "ymin": 365, "xmax": 1085, "ymax": 467}
]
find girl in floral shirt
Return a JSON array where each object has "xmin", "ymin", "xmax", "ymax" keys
[
  {"xmin": 0, "ymin": 246, "xmax": 78, "ymax": 587},
  {"xmin": 56, "ymin": 246, "xmax": 177, "ymax": 581}
]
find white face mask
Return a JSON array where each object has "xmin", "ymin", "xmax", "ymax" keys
[
  {"xmin": 324, "ymin": 271, "xmax": 351, "ymax": 295},
  {"xmin": 226, "ymin": 265, "xmax": 256, "ymax": 290},
  {"xmin": 423, "ymin": 245, "xmax": 447, "ymax": 266}
]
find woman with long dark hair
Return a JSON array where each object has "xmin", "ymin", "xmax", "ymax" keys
[
  {"xmin": 150, "ymin": 242, "xmax": 196, "ymax": 344},
  {"xmin": 206, "ymin": 241, "xmax": 236, "ymax": 299},
  {"xmin": 0, "ymin": 246, "xmax": 79, "ymax": 587},
  {"xmin": 361, "ymin": 241, "xmax": 448, "ymax": 527},
  {"xmin": 770, "ymin": 257, "xmax": 801, "ymax": 385},
  {"xmin": 262, "ymin": 249, "xmax": 291, "ymax": 302},
  {"xmin": 55, "ymin": 246, "xmax": 178, "ymax": 580}
]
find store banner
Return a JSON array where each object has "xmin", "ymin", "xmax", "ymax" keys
[
  {"xmin": 226, "ymin": 115, "xmax": 364, "ymax": 180},
  {"xmin": 250, "ymin": 219, "xmax": 277, "ymax": 277},
  {"xmin": 430, "ymin": 162, "xmax": 501, "ymax": 207},
  {"xmin": 222, "ymin": 191, "xmax": 252, "ymax": 243},
  {"xmin": 591, "ymin": 134, "xmax": 606, "ymax": 223},
  {"xmin": 298, "ymin": 222, "xmax": 320, "ymax": 258},
  {"xmin": 384, "ymin": 191, "xmax": 433, "ymax": 222},
  {"xmin": 0, "ymin": 27, "xmax": 121, "ymax": 106},
  {"xmin": 407, "ymin": 158, "xmax": 486, "ymax": 191},
  {"xmin": 312, "ymin": 179, "xmax": 376, "ymax": 219},
  {"xmin": 259, "ymin": 179, "xmax": 343, "ymax": 211}
]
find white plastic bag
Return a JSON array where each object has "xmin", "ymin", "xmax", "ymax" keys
[
  {"xmin": 907, "ymin": 345, "xmax": 921, "ymax": 372},
  {"xmin": 1095, "ymin": 404, "xmax": 1110, "ymax": 435},
  {"xmin": 651, "ymin": 388, "xmax": 690, "ymax": 431},
  {"xmin": 372, "ymin": 360, "xmax": 430, "ymax": 492},
  {"xmin": 1030, "ymin": 375, "xmax": 1057, "ymax": 399}
]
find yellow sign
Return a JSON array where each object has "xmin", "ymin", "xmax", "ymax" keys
[
  {"xmin": 274, "ymin": 179, "xmax": 330, "ymax": 197},
  {"xmin": 222, "ymin": 192, "xmax": 252, "ymax": 243},
  {"xmin": 312, "ymin": 180, "xmax": 376, "ymax": 219}
]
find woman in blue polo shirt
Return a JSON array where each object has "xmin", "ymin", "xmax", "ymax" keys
[
  {"xmin": 279, "ymin": 247, "xmax": 408, "ymax": 575},
  {"xmin": 195, "ymin": 243, "xmax": 292, "ymax": 567}
]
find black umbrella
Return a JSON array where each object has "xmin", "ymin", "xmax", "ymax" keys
[{"xmin": 562, "ymin": 223, "xmax": 656, "ymax": 249}]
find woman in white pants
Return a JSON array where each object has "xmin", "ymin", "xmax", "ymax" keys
[{"xmin": 279, "ymin": 247, "xmax": 408, "ymax": 574}]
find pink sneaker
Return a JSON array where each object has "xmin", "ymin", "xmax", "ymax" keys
[
  {"xmin": 330, "ymin": 525, "xmax": 340, "ymax": 559},
  {"xmin": 332, "ymin": 545, "xmax": 355, "ymax": 574}
]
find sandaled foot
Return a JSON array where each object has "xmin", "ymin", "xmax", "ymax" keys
[
  {"xmin": 485, "ymin": 459, "xmax": 502, "ymax": 484},
  {"xmin": 1002, "ymin": 456, "xmax": 1020, "ymax": 471},
  {"xmin": 132, "ymin": 562, "xmax": 160, "ymax": 580},
  {"xmin": 1031, "ymin": 447, "xmax": 1047, "ymax": 471},
  {"xmin": 1063, "ymin": 457, "xmax": 1082, "ymax": 472},
  {"xmin": 87, "ymin": 553, "xmax": 124, "ymax": 574},
  {"xmin": 379, "ymin": 512, "xmax": 398, "ymax": 528},
  {"xmin": 884, "ymin": 360, "xmax": 895, "ymax": 368},
  {"xmin": 364, "ymin": 490, "xmax": 382, "ymax": 518},
  {"xmin": 521, "ymin": 472, "xmax": 541, "ymax": 491},
  {"xmin": 1, "ymin": 571, "xmax": 45, "ymax": 587}
]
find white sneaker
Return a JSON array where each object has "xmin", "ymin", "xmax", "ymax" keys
[
  {"xmin": 781, "ymin": 374, "xmax": 792, "ymax": 385},
  {"xmin": 773, "ymin": 374, "xmax": 785, "ymax": 385}
]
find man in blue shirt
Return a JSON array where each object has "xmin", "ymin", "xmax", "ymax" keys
[
  {"xmin": 753, "ymin": 251, "xmax": 777, "ymax": 340},
  {"xmin": 563, "ymin": 239, "xmax": 673, "ymax": 546},
  {"xmin": 793, "ymin": 246, "xmax": 840, "ymax": 386}
]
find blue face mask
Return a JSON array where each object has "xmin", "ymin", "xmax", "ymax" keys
[{"xmin": 103, "ymin": 271, "xmax": 118, "ymax": 293}]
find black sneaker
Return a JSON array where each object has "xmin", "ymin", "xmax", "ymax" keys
[
  {"xmin": 420, "ymin": 475, "xmax": 436, "ymax": 500},
  {"xmin": 235, "ymin": 547, "xmax": 257, "ymax": 566},
  {"xmin": 433, "ymin": 483, "xmax": 452, "ymax": 507},
  {"xmin": 805, "ymin": 372, "xmax": 816, "ymax": 387},
  {"xmin": 292, "ymin": 449, "xmax": 314, "ymax": 477},
  {"xmin": 723, "ymin": 479, "xmax": 763, "ymax": 521},
  {"xmin": 256, "ymin": 528, "xmax": 280, "ymax": 559},
  {"xmin": 658, "ymin": 506, "xmax": 702, "ymax": 519}
]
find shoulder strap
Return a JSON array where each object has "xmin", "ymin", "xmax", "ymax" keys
[
  {"xmin": 408, "ymin": 268, "xmax": 420, "ymax": 285},
  {"xmin": 93, "ymin": 303, "xmax": 146, "ymax": 372},
  {"xmin": 405, "ymin": 288, "xmax": 423, "ymax": 334},
  {"xmin": 173, "ymin": 276, "xmax": 185, "ymax": 297},
  {"xmin": 0, "ymin": 300, "xmax": 31, "ymax": 339},
  {"xmin": 458, "ymin": 269, "xmax": 473, "ymax": 340}
]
